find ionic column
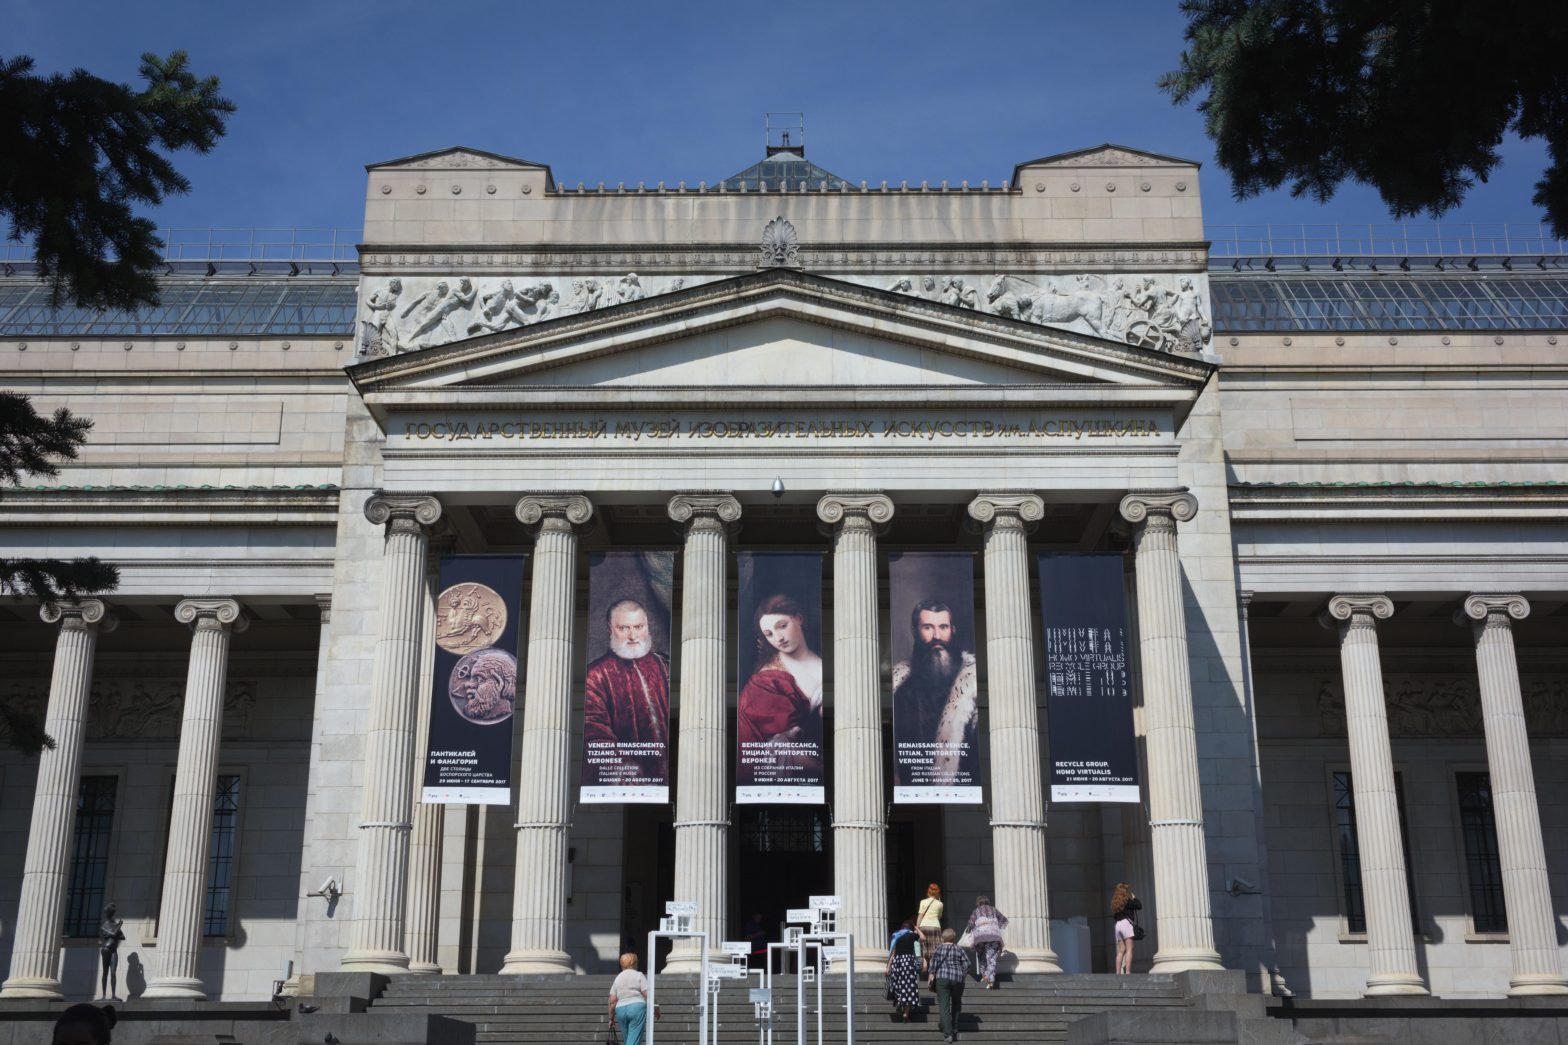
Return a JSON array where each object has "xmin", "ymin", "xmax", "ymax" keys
[
  {"xmin": 0, "ymin": 600, "xmax": 116, "ymax": 1000},
  {"xmin": 664, "ymin": 493, "xmax": 742, "ymax": 972},
  {"xmin": 406, "ymin": 536, "xmax": 454, "ymax": 974},
  {"xmin": 1118, "ymin": 492, "xmax": 1222, "ymax": 972},
  {"xmin": 968, "ymin": 494, "xmax": 1060, "ymax": 974},
  {"xmin": 1321, "ymin": 594, "xmax": 1426, "ymax": 996},
  {"xmin": 1458, "ymin": 595, "xmax": 1568, "ymax": 995},
  {"xmin": 501, "ymin": 493, "xmax": 593, "ymax": 974},
  {"xmin": 144, "ymin": 598, "xmax": 248, "ymax": 999},
  {"xmin": 341, "ymin": 494, "xmax": 443, "ymax": 974},
  {"xmin": 817, "ymin": 493, "xmax": 894, "ymax": 968}
]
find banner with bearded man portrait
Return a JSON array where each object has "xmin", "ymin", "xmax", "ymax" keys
[
  {"xmin": 580, "ymin": 551, "xmax": 675, "ymax": 803},
  {"xmin": 888, "ymin": 551, "xmax": 983, "ymax": 803}
]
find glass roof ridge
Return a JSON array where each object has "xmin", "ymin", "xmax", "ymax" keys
[{"xmin": 720, "ymin": 150, "xmax": 853, "ymax": 192}]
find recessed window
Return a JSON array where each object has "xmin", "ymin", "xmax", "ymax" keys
[
  {"xmin": 64, "ymin": 776, "xmax": 118, "ymax": 937},
  {"xmin": 1456, "ymin": 772, "xmax": 1507, "ymax": 934},
  {"xmin": 1333, "ymin": 770, "xmax": 1419, "ymax": 934},
  {"xmin": 204, "ymin": 775, "xmax": 242, "ymax": 937}
]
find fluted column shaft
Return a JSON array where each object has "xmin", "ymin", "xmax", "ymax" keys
[
  {"xmin": 145, "ymin": 599, "xmax": 248, "ymax": 999},
  {"xmin": 343, "ymin": 494, "xmax": 442, "ymax": 974},
  {"xmin": 502, "ymin": 494, "xmax": 593, "ymax": 974},
  {"xmin": 969, "ymin": 494, "xmax": 1060, "ymax": 974},
  {"xmin": 818, "ymin": 493, "xmax": 894, "ymax": 968},
  {"xmin": 406, "ymin": 541, "xmax": 452, "ymax": 974},
  {"xmin": 1, "ymin": 601, "xmax": 115, "ymax": 1000},
  {"xmin": 1460, "ymin": 595, "xmax": 1568, "ymax": 995},
  {"xmin": 665, "ymin": 493, "xmax": 741, "ymax": 971},
  {"xmin": 1119, "ymin": 492, "xmax": 1221, "ymax": 972},
  {"xmin": 1323, "ymin": 594, "xmax": 1426, "ymax": 996}
]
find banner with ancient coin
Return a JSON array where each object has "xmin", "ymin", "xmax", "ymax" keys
[
  {"xmin": 580, "ymin": 551, "xmax": 676, "ymax": 804},
  {"xmin": 888, "ymin": 551, "xmax": 983, "ymax": 803},
  {"xmin": 422, "ymin": 554, "xmax": 526, "ymax": 804},
  {"xmin": 736, "ymin": 552, "xmax": 827, "ymax": 804},
  {"xmin": 1039, "ymin": 553, "xmax": 1140, "ymax": 802}
]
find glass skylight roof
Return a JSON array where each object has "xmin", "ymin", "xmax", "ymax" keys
[
  {"xmin": 0, "ymin": 279, "xmax": 358, "ymax": 336},
  {"xmin": 721, "ymin": 150, "xmax": 853, "ymax": 192},
  {"xmin": 1208, "ymin": 274, "xmax": 1568, "ymax": 332}
]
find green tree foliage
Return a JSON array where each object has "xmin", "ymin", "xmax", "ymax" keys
[
  {"xmin": 1161, "ymin": 1, "xmax": 1568, "ymax": 235},
  {"xmin": 0, "ymin": 50, "xmax": 235, "ymax": 310}
]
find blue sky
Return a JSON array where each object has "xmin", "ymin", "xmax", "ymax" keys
[{"xmin": 9, "ymin": 0, "xmax": 1554, "ymax": 241}]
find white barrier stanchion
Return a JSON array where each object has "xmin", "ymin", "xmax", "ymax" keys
[{"xmin": 647, "ymin": 901, "xmax": 707, "ymax": 1045}]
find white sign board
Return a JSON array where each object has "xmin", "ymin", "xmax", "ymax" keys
[
  {"xmin": 708, "ymin": 963, "xmax": 747, "ymax": 979},
  {"xmin": 808, "ymin": 895, "xmax": 842, "ymax": 910},
  {"xmin": 721, "ymin": 942, "xmax": 751, "ymax": 956},
  {"xmin": 785, "ymin": 908, "xmax": 815, "ymax": 924},
  {"xmin": 665, "ymin": 901, "xmax": 699, "ymax": 915}
]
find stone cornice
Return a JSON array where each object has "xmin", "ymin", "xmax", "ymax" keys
[
  {"xmin": 0, "ymin": 487, "xmax": 341, "ymax": 527},
  {"xmin": 1229, "ymin": 483, "xmax": 1568, "ymax": 521}
]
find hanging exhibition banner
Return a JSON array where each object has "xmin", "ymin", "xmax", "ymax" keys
[
  {"xmin": 580, "ymin": 551, "xmax": 675, "ymax": 803},
  {"xmin": 888, "ymin": 551, "xmax": 983, "ymax": 803},
  {"xmin": 422, "ymin": 555, "xmax": 527, "ymax": 805},
  {"xmin": 736, "ymin": 552, "xmax": 827, "ymax": 804},
  {"xmin": 1039, "ymin": 553, "xmax": 1140, "ymax": 803}
]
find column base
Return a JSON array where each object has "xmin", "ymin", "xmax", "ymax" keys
[
  {"xmin": 854, "ymin": 945, "xmax": 892, "ymax": 971},
  {"xmin": 142, "ymin": 977, "xmax": 208, "ymax": 1000},
  {"xmin": 0, "ymin": 977, "xmax": 63, "ymax": 1000},
  {"xmin": 1150, "ymin": 948, "xmax": 1225, "ymax": 974},
  {"xmin": 1363, "ymin": 974, "xmax": 1429, "ymax": 997},
  {"xmin": 662, "ymin": 942, "xmax": 705, "ymax": 975},
  {"xmin": 1509, "ymin": 973, "xmax": 1568, "ymax": 996},
  {"xmin": 1010, "ymin": 948, "xmax": 1063, "ymax": 975},
  {"xmin": 408, "ymin": 961, "xmax": 442, "ymax": 975},
  {"xmin": 340, "ymin": 950, "xmax": 411, "ymax": 975},
  {"xmin": 499, "ymin": 949, "xmax": 573, "ymax": 975}
]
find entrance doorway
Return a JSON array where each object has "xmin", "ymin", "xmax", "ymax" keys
[{"xmin": 736, "ymin": 806, "xmax": 833, "ymax": 949}]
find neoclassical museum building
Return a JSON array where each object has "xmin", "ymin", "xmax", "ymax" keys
[{"xmin": 1, "ymin": 140, "xmax": 1566, "ymax": 1004}]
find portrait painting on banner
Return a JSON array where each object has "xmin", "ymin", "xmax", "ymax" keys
[
  {"xmin": 888, "ymin": 551, "xmax": 983, "ymax": 803},
  {"xmin": 736, "ymin": 551, "xmax": 826, "ymax": 804},
  {"xmin": 581, "ymin": 550, "xmax": 676, "ymax": 803}
]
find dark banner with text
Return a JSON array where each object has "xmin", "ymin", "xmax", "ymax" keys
[
  {"xmin": 422, "ymin": 555, "xmax": 526, "ymax": 805},
  {"xmin": 580, "ymin": 551, "xmax": 675, "ymax": 803},
  {"xmin": 1039, "ymin": 553, "xmax": 1139, "ymax": 802},
  {"xmin": 736, "ymin": 552, "xmax": 826, "ymax": 804},
  {"xmin": 889, "ymin": 551, "xmax": 982, "ymax": 803}
]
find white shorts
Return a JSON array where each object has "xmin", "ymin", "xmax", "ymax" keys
[{"xmin": 1115, "ymin": 918, "xmax": 1135, "ymax": 941}]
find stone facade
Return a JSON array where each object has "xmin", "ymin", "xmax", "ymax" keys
[{"xmin": 0, "ymin": 142, "xmax": 1565, "ymax": 1003}]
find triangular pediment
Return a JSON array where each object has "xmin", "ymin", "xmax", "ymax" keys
[
  {"xmin": 366, "ymin": 146, "xmax": 552, "ymax": 173},
  {"xmin": 350, "ymin": 270, "xmax": 1213, "ymax": 423},
  {"xmin": 1014, "ymin": 144, "xmax": 1200, "ymax": 180}
]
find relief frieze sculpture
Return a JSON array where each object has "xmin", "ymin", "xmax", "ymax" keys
[
  {"xmin": 355, "ymin": 268, "xmax": 1213, "ymax": 360},
  {"xmin": 0, "ymin": 679, "xmax": 258, "ymax": 741},
  {"xmin": 1311, "ymin": 675, "xmax": 1568, "ymax": 737}
]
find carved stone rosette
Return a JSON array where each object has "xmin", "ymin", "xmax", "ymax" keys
[
  {"xmin": 816, "ymin": 492, "xmax": 895, "ymax": 966},
  {"xmin": 0, "ymin": 600, "xmax": 117, "ymax": 1000}
]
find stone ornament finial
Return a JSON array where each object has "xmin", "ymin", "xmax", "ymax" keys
[
  {"xmin": 760, "ymin": 216, "xmax": 800, "ymax": 267},
  {"xmin": 174, "ymin": 598, "xmax": 249, "ymax": 633},
  {"xmin": 816, "ymin": 493, "xmax": 895, "ymax": 533},
  {"xmin": 1458, "ymin": 593, "xmax": 1530, "ymax": 625},
  {"xmin": 1319, "ymin": 594, "xmax": 1394, "ymax": 631},
  {"xmin": 364, "ymin": 493, "xmax": 444, "ymax": 530},
  {"xmin": 514, "ymin": 493, "xmax": 594, "ymax": 528},
  {"xmin": 667, "ymin": 493, "xmax": 742, "ymax": 532},
  {"xmin": 967, "ymin": 492, "xmax": 1045, "ymax": 529},
  {"xmin": 39, "ymin": 598, "xmax": 117, "ymax": 632},
  {"xmin": 1118, "ymin": 490, "xmax": 1198, "ymax": 525}
]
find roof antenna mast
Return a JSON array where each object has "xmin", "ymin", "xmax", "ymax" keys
[{"xmin": 766, "ymin": 112, "xmax": 806, "ymax": 157}]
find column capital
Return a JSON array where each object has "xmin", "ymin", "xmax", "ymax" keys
[
  {"xmin": 315, "ymin": 593, "xmax": 333, "ymax": 623},
  {"xmin": 667, "ymin": 492, "xmax": 742, "ymax": 535},
  {"xmin": 1458, "ymin": 593, "xmax": 1530, "ymax": 626},
  {"xmin": 1320, "ymin": 594, "xmax": 1394, "ymax": 630},
  {"xmin": 365, "ymin": 493, "xmax": 443, "ymax": 534},
  {"xmin": 514, "ymin": 493, "xmax": 594, "ymax": 532},
  {"xmin": 39, "ymin": 598, "xmax": 116, "ymax": 632},
  {"xmin": 967, "ymin": 492, "xmax": 1044, "ymax": 532},
  {"xmin": 1118, "ymin": 490, "xmax": 1198, "ymax": 526},
  {"xmin": 174, "ymin": 598, "xmax": 249, "ymax": 634},
  {"xmin": 816, "ymin": 492, "xmax": 894, "ymax": 535}
]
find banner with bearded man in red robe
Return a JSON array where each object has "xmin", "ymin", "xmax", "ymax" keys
[{"xmin": 580, "ymin": 551, "xmax": 674, "ymax": 803}]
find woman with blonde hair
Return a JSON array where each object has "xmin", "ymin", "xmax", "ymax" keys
[
  {"xmin": 916, "ymin": 882, "xmax": 944, "ymax": 970},
  {"xmin": 1111, "ymin": 882, "xmax": 1142, "ymax": 975},
  {"xmin": 607, "ymin": 952, "xmax": 658, "ymax": 1045}
]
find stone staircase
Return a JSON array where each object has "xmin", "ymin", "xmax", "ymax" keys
[{"xmin": 370, "ymin": 972, "xmax": 1205, "ymax": 1045}]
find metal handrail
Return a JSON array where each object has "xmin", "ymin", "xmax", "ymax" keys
[{"xmin": 1207, "ymin": 222, "xmax": 1566, "ymax": 260}]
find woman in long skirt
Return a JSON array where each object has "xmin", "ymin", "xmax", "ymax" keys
[{"xmin": 886, "ymin": 919, "xmax": 923, "ymax": 1021}]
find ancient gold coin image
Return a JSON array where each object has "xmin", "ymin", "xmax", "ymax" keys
[
  {"xmin": 434, "ymin": 582, "xmax": 507, "ymax": 654},
  {"xmin": 449, "ymin": 648, "xmax": 517, "ymax": 725}
]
